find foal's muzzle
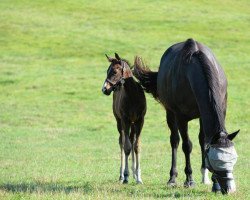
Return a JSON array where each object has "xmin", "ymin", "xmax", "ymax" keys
[
  {"xmin": 102, "ymin": 81, "xmax": 112, "ymax": 95},
  {"xmin": 102, "ymin": 87, "xmax": 112, "ymax": 95}
]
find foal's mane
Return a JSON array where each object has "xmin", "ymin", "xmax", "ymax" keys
[{"xmin": 121, "ymin": 58, "xmax": 133, "ymax": 69}]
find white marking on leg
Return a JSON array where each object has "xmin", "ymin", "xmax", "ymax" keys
[
  {"xmin": 120, "ymin": 147, "xmax": 125, "ymax": 183},
  {"xmin": 201, "ymin": 168, "xmax": 211, "ymax": 184},
  {"xmin": 124, "ymin": 154, "xmax": 129, "ymax": 182},
  {"xmin": 227, "ymin": 173, "xmax": 236, "ymax": 193},
  {"xmin": 131, "ymin": 145, "xmax": 136, "ymax": 179},
  {"xmin": 119, "ymin": 132, "xmax": 125, "ymax": 183},
  {"xmin": 136, "ymin": 152, "xmax": 143, "ymax": 184}
]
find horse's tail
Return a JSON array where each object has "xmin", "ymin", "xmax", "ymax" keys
[
  {"xmin": 182, "ymin": 38, "xmax": 226, "ymax": 135},
  {"xmin": 181, "ymin": 38, "xmax": 199, "ymax": 64},
  {"xmin": 133, "ymin": 56, "xmax": 158, "ymax": 100}
]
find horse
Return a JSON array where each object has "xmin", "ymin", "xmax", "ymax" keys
[
  {"xmin": 102, "ymin": 53, "xmax": 146, "ymax": 184},
  {"xmin": 133, "ymin": 38, "xmax": 239, "ymax": 194}
]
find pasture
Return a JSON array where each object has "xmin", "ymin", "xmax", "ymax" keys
[{"xmin": 0, "ymin": 0, "xmax": 249, "ymax": 199}]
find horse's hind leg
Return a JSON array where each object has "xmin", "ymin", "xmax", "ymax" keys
[
  {"xmin": 199, "ymin": 119, "xmax": 211, "ymax": 184},
  {"xmin": 167, "ymin": 110, "xmax": 180, "ymax": 186},
  {"xmin": 134, "ymin": 118, "xmax": 144, "ymax": 184},
  {"xmin": 177, "ymin": 117, "xmax": 195, "ymax": 187}
]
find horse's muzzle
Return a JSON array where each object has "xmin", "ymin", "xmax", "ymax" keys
[
  {"xmin": 218, "ymin": 179, "xmax": 236, "ymax": 194},
  {"xmin": 212, "ymin": 173, "xmax": 236, "ymax": 195}
]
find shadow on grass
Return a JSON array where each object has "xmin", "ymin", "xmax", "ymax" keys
[
  {"xmin": 0, "ymin": 181, "xmax": 209, "ymax": 198},
  {"xmin": 0, "ymin": 181, "xmax": 93, "ymax": 194}
]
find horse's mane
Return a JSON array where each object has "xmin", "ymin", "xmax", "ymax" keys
[{"xmin": 181, "ymin": 39, "xmax": 226, "ymax": 135}]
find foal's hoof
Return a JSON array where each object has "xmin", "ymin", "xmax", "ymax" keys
[
  {"xmin": 184, "ymin": 180, "xmax": 196, "ymax": 188},
  {"xmin": 167, "ymin": 180, "xmax": 177, "ymax": 187},
  {"xmin": 123, "ymin": 179, "xmax": 128, "ymax": 184},
  {"xmin": 136, "ymin": 180, "xmax": 143, "ymax": 184}
]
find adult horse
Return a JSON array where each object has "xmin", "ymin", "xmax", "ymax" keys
[
  {"xmin": 102, "ymin": 53, "xmax": 146, "ymax": 184},
  {"xmin": 134, "ymin": 38, "xmax": 239, "ymax": 194}
]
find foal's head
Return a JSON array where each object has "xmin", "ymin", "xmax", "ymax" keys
[
  {"xmin": 102, "ymin": 53, "xmax": 132, "ymax": 95},
  {"xmin": 206, "ymin": 130, "xmax": 239, "ymax": 194}
]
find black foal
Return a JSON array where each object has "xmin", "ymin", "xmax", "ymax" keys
[{"xmin": 102, "ymin": 53, "xmax": 146, "ymax": 184}]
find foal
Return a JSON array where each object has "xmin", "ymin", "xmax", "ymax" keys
[{"xmin": 102, "ymin": 53, "xmax": 146, "ymax": 184}]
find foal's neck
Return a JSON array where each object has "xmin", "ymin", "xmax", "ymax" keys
[{"xmin": 123, "ymin": 77, "xmax": 138, "ymax": 93}]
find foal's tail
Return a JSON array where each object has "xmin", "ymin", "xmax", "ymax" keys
[{"xmin": 133, "ymin": 56, "xmax": 159, "ymax": 100}]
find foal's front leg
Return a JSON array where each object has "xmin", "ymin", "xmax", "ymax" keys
[
  {"xmin": 121, "ymin": 120, "xmax": 132, "ymax": 184},
  {"xmin": 134, "ymin": 118, "xmax": 144, "ymax": 184},
  {"xmin": 118, "ymin": 120, "xmax": 126, "ymax": 183},
  {"xmin": 130, "ymin": 125, "xmax": 137, "ymax": 180}
]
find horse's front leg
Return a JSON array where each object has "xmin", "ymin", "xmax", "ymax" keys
[
  {"xmin": 199, "ymin": 119, "xmax": 211, "ymax": 185},
  {"xmin": 177, "ymin": 117, "xmax": 195, "ymax": 187},
  {"xmin": 166, "ymin": 110, "xmax": 180, "ymax": 186}
]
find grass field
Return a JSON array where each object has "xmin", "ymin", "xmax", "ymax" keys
[{"xmin": 0, "ymin": 0, "xmax": 250, "ymax": 199}]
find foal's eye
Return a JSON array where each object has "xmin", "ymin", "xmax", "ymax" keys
[{"xmin": 110, "ymin": 71, "xmax": 115, "ymax": 76}]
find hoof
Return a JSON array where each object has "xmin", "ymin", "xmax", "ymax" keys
[
  {"xmin": 123, "ymin": 179, "xmax": 128, "ymax": 184},
  {"xmin": 136, "ymin": 180, "xmax": 143, "ymax": 184},
  {"xmin": 212, "ymin": 182, "xmax": 221, "ymax": 193},
  {"xmin": 167, "ymin": 180, "xmax": 177, "ymax": 187},
  {"xmin": 202, "ymin": 179, "xmax": 211, "ymax": 185},
  {"xmin": 184, "ymin": 180, "xmax": 195, "ymax": 188}
]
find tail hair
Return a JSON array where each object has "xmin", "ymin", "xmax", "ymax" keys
[
  {"xmin": 133, "ymin": 56, "xmax": 158, "ymax": 100},
  {"xmin": 181, "ymin": 38, "xmax": 199, "ymax": 64}
]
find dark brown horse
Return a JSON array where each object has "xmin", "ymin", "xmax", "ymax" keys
[
  {"xmin": 134, "ymin": 39, "xmax": 239, "ymax": 194},
  {"xmin": 102, "ymin": 53, "xmax": 146, "ymax": 184}
]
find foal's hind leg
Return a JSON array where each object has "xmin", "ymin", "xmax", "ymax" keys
[
  {"xmin": 177, "ymin": 117, "xmax": 195, "ymax": 187},
  {"xmin": 199, "ymin": 119, "xmax": 211, "ymax": 184},
  {"xmin": 167, "ymin": 110, "xmax": 180, "ymax": 186}
]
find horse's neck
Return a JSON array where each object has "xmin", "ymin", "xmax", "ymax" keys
[{"xmin": 201, "ymin": 105, "xmax": 226, "ymax": 144}]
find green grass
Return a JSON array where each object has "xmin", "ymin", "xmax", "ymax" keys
[{"xmin": 0, "ymin": 0, "xmax": 249, "ymax": 199}]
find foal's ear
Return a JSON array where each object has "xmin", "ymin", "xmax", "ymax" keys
[
  {"xmin": 115, "ymin": 53, "xmax": 121, "ymax": 61},
  {"xmin": 105, "ymin": 54, "xmax": 114, "ymax": 62},
  {"xmin": 228, "ymin": 130, "xmax": 240, "ymax": 141}
]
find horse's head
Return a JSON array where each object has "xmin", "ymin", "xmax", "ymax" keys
[
  {"xmin": 102, "ymin": 53, "xmax": 131, "ymax": 95},
  {"xmin": 205, "ymin": 130, "xmax": 239, "ymax": 194}
]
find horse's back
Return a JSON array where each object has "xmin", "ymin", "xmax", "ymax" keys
[{"xmin": 157, "ymin": 40, "xmax": 227, "ymax": 120}]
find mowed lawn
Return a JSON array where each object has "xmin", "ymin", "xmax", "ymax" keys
[{"xmin": 0, "ymin": 0, "xmax": 249, "ymax": 199}]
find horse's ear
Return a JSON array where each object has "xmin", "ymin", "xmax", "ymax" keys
[
  {"xmin": 115, "ymin": 53, "xmax": 121, "ymax": 61},
  {"xmin": 228, "ymin": 130, "xmax": 240, "ymax": 141},
  {"xmin": 105, "ymin": 54, "xmax": 114, "ymax": 62}
]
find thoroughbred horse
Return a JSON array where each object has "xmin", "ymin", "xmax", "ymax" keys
[
  {"xmin": 102, "ymin": 53, "xmax": 146, "ymax": 184},
  {"xmin": 134, "ymin": 39, "xmax": 239, "ymax": 194}
]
